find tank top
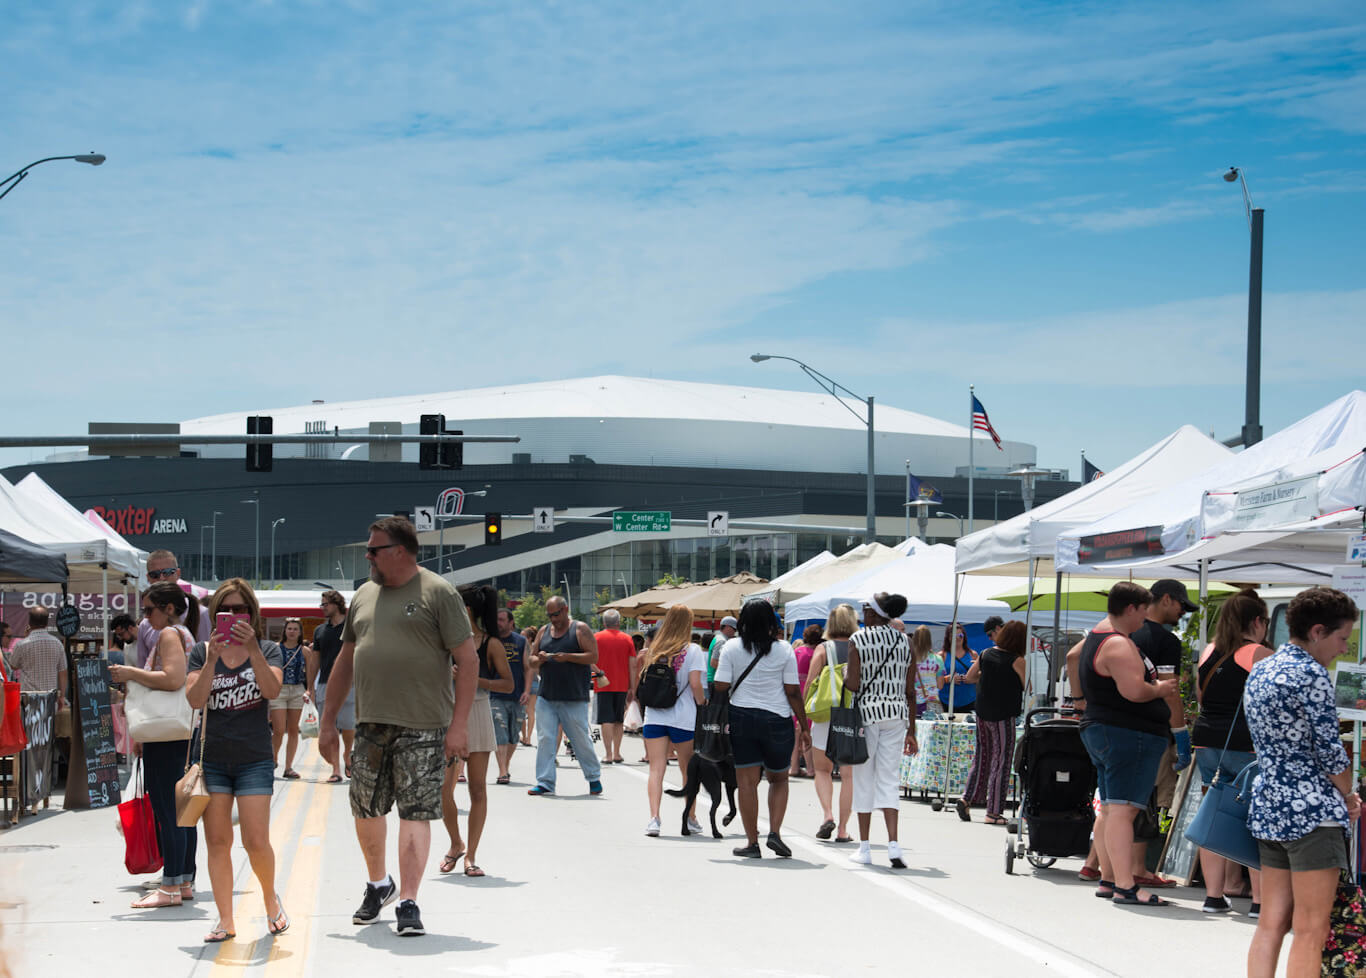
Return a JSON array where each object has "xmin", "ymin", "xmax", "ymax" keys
[
  {"xmin": 537, "ymin": 621, "xmax": 590, "ymax": 702},
  {"xmin": 975, "ymin": 648, "xmax": 1024, "ymax": 721},
  {"xmin": 1191, "ymin": 643, "xmax": 1256, "ymax": 752},
  {"xmin": 1079, "ymin": 629, "xmax": 1170, "ymax": 737}
]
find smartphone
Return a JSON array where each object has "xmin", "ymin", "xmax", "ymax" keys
[{"xmin": 215, "ymin": 613, "xmax": 249, "ymax": 645}]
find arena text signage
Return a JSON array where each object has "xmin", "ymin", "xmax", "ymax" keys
[{"xmin": 91, "ymin": 505, "xmax": 187, "ymax": 536}]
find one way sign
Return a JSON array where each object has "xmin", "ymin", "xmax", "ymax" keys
[
  {"xmin": 533, "ymin": 507, "xmax": 555, "ymax": 533},
  {"xmin": 707, "ymin": 511, "xmax": 729, "ymax": 537}
]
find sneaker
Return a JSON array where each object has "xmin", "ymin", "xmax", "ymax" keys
[
  {"xmin": 686, "ymin": 816, "xmax": 704, "ymax": 835},
  {"xmin": 848, "ymin": 846, "xmax": 872, "ymax": 865},
  {"xmin": 395, "ymin": 899, "xmax": 424, "ymax": 937},
  {"xmin": 588, "ymin": 780, "xmax": 603, "ymax": 795},
  {"xmin": 645, "ymin": 817, "xmax": 661, "ymax": 837},
  {"xmin": 1077, "ymin": 866, "xmax": 1102, "ymax": 882},
  {"xmin": 1202, "ymin": 896, "xmax": 1233, "ymax": 914},
  {"xmin": 1249, "ymin": 902, "xmax": 1260, "ymax": 919},
  {"xmin": 527, "ymin": 785, "xmax": 554, "ymax": 796},
  {"xmin": 352, "ymin": 877, "xmax": 397, "ymax": 924}
]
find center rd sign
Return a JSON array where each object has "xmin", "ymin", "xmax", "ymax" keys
[{"xmin": 613, "ymin": 510, "xmax": 672, "ymax": 533}]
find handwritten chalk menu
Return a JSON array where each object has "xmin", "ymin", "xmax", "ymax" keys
[
  {"xmin": 21, "ymin": 690, "xmax": 57, "ymax": 804},
  {"xmin": 72, "ymin": 658, "xmax": 120, "ymax": 809}
]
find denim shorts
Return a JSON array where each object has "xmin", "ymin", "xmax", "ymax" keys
[
  {"xmin": 728, "ymin": 705, "xmax": 794, "ymax": 772},
  {"xmin": 490, "ymin": 697, "xmax": 525, "ymax": 746},
  {"xmin": 202, "ymin": 757, "xmax": 275, "ymax": 797},
  {"xmin": 1194, "ymin": 746, "xmax": 1256, "ymax": 788},
  {"xmin": 642, "ymin": 723, "xmax": 694, "ymax": 744},
  {"xmin": 1079, "ymin": 722, "xmax": 1168, "ymax": 808}
]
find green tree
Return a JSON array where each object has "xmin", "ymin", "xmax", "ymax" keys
[{"xmin": 512, "ymin": 586, "xmax": 561, "ymax": 632}]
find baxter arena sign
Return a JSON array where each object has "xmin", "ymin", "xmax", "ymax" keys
[{"xmin": 91, "ymin": 505, "xmax": 187, "ymax": 536}]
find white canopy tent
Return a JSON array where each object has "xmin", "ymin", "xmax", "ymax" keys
[
  {"xmin": 741, "ymin": 549, "xmax": 836, "ymax": 606},
  {"xmin": 743, "ymin": 540, "xmax": 913, "ymax": 607},
  {"xmin": 1057, "ymin": 391, "xmax": 1366, "ymax": 582},
  {"xmin": 955, "ymin": 425, "xmax": 1233, "ymax": 576}
]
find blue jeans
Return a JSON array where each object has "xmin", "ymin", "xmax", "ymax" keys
[
  {"xmin": 1194, "ymin": 746, "xmax": 1256, "ymax": 788},
  {"xmin": 141, "ymin": 739, "xmax": 198, "ymax": 886},
  {"xmin": 1080, "ymin": 722, "xmax": 1168, "ymax": 809},
  {"xmin": 534, "ymin": 698, "xmax": 601, "ymax": 790}
]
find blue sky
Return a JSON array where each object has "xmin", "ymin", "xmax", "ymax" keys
[{"xmin": 3, "ymin": 1, "xmax": 1363, "ymax": 478}]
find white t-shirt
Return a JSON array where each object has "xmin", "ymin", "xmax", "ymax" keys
[
  {"xmin": 643, "ymin": 643, "xmax": 706, "ymax": 731},
  {"xmin": 715, "ymin": 637, "xmax": 798, "ymax": 716}
]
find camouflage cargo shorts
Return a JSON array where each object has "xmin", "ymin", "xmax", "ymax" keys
[{"xmin": 349, "ymin": 723, "xmax": 446, "ymax": 821}]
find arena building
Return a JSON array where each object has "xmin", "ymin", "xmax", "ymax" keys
[{"xmin": 3, "ymin": 376, "xmax": 1073, "ymax": 610}]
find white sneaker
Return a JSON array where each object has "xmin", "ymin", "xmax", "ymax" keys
[
  {"xmin": 848, "ymin": 846, "xmax": 872, "ymax": 865},
  {"xmin": 686, "ymin": 817, "xmax": 705, "ymax": 835},
  {"xmin": 645, "ymin": 817, "xmax": 661, "ymax": 837}
]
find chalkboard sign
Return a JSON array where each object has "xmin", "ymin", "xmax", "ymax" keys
[
  {"xmin": 21, "ymin": 690, "xmax": 57, "ymax": 804},
  {"xmin": 1158, "ymin": 766, "xmax": 1202, "ymax": 884},
  {"xmin": 56, "ymin": 604, "xmax": 82, "ymax": 639},
  {"xmin": 73, "ymin": 658, "xmax": 121, "ymax": 809}
]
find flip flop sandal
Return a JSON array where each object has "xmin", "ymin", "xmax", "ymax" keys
[
  {"xmin": 439, "ymin": 850, "xmax": 465, "ymax": 874},
  {"xmin": 816, "ymin": 819, "xmax": 836, "ymax": 840},
  {"xmin": 204, "ymin": 924, "xmax": 235, "ymax": 944},
  {"xmin": 495, "ymin": 775, "xmax": 511, "ymax": 785},
  {"xmin": 983, "ymin": 815, "xmax": 1008, "ymax": 826},
  {"xmin": 326, "ymin": 774, "xmax": 344, "ymax": 784},
  {"xmin": 954, "ymin": 799, "xmax": 971, "ymax": 822},
  {"xmin": 131, "ymin": 888, "xmax": 181, "ymax": 909},
  {"xmin": 282, "ymin": 770, "xmax": 301, "ymax": 780},
  {"xmin": 464, "ymin": 864, "xmax": 485, "ymax": 877},
  {"xmin": 833, "ymin": 836, "xmax": 853, "ymax": 844},
  {"xmin": 1095, "ymin": 880, "xmax": 1116, "ymax": 898},
  {"xmin": 268, "ymin": 898, "xmax": 290, "ymax": 935}
]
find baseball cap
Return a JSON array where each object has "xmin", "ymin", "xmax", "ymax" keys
[
  {"xmin": 719, "ymin": 616, "xmax": 738, "ymax": 629},
  {"xmin": 1150, "ymin": 579, "xmax": 1198, "ymax": 614}
]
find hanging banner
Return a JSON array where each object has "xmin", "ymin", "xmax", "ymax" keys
[
  {"xmin": 22, "ymin": 690, "xmax": 58, "ymax": 804},
  {"xmin": 1203, "ymin": 474, "xmax": 1320, "ymax": 535},
  {"xmin": 1077, "ymin": 526, "xmax": 1165, "ymax": 565}
]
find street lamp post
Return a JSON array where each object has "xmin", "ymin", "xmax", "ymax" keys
[
  {"xmin": 752, "ymin": 353, "xmax": 876, "ymax": 543},
  {"xmin": 1223, "ymin": 166, "xmax": 1264, "ymax": 448},
  {"xmin": 0, "ymin": 153, "xmax": 105, "ymax": 203},
  {"xmin": 936, "ymin": 510, "xmax": 965, "ymax": 539},
  {"xmin": 241, "ymin": 495, "xmax": 260, "ymax": 585},
  {"xmin": 210, "ymin": 510, "xmax": 222, "ymax": 583},
  {"xmin": 270, "ymin": 518, "xmax": 286, "ymax": 586},
  {"xmin": 993, "ymin": 490, "xmax": 1008, "ymax": 521}
]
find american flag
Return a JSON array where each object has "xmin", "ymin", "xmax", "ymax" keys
[{"xmin": 971, "ymin": 395, "xmax": 1002, "ymax": 450}]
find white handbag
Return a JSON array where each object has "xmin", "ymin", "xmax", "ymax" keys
[{"xmin": 125, "ymin": 635, "xmax": 194, "ymax": 743}]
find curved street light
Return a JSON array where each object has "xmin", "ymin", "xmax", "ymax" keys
[
  {"xmin": 0, "ymin": 153, "xmax": 106, "ymax": 203},
  {"xmin": 270, "ymin": 518, "xmax": 287, "ymax": 587},
  {"xmin": 751, "ymin": 353, "xmax": 876, "ymax": 543},
  {"xmin": 936, "ymin": 510, "xmax": 965, "ymax": 539},
  {"xmin": 1222, "ymin": 166, "xmax": 1263, "ymax": 448}
]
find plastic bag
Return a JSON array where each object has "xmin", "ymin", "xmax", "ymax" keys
[
  {"xmin": 623, "ymin": 700, "xmax": 643, "ymax": 734},
  {"xmin": 300, "ymin": 701, "xmax": 320, "ymax": 740}
]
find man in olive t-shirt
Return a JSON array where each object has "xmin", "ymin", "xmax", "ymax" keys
[{"xmin": 319, "ymin": 517, "xmax": 478, "ymax": 938}]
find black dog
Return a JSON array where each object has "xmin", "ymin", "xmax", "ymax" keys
[{"xmin": 665, "ymin": 754, "xmax": 737, "ymax": 838}]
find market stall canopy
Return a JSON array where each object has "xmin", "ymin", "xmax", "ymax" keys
[
  {"xmin": 658, "ymin": 571, "xmax": 768, "ymax": 618},
  {"xmin": 784, "ymin": 541, "xmax": 1012, "ymax": 628},
  {"xmin": 990, "ymin": 577, "xmax": 1236, "ymax": 614},
  {"xmin": 0, "ymin": 477, "xmax": 136, "ymax": 591},
  {"xmin": 747, "ymin": 541, "xmax": 912, "ymax": 607},
  {"xmin": 9, "ymin": 473, "xmax": 147, "ymax": 583},
  {"xmin": 741, "ymin": 550, "xmax": 836, "ymax": 606},
  {"xmin": 0, "ymin": 528, "xmax": 68, "ymax": 585},
  {"xmin": 956, "ymin": 426, "xmax": 1233, "ymax": 576},
  {"xmin": 1056, "ymin": 391, "xmax": 1366, "ymax": 581},
  {"xmin": 599, "ymin": 579, "xmax": 719, "ymax": 617}
]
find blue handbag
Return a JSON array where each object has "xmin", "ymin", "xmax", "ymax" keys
[{"xmin": 1184, "ymin": 758, "xmax": 1260, "ymax": 869}]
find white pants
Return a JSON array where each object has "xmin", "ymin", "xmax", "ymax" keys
[{"xmin": 852, "ymin": 717, "xmax": 908, "ymax": 813}]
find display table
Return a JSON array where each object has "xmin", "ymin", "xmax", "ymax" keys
[{"xmin": 901, "ymin": 716, "xmax": 976, "ymax": 798}]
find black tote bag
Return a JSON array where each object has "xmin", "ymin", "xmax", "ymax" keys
[
  {"xmin": 825, "ymin": 651, "xmax": 891, "ymax": 766},
  {"xmin": 694, "ymin": 654, "xmax": 761, "ymax": 763}
]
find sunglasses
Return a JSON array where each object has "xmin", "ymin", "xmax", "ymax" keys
[
  {"xmin": 140, "ymin": 606, "xmax": 155, "ymax": 616},
  {"xmin": 147, "ymin": 567, "xmax": 179, "ymax": 580},
  {"xmin": 365, "ymin": 543, "xmax": 403, "ymax": 556},
  {"xmin": 219, "ymin": 602, "xmax": 249, "ymax": 614}
]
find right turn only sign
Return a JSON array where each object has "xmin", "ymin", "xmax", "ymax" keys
[{"xmin": 708, "ymin": 511, "xmax": 729, "ymax": 537}]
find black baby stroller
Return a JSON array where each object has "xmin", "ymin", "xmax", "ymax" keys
[{"xmin": 1004, "ymin": 708, "xmax": 1097, "ymax": 875}]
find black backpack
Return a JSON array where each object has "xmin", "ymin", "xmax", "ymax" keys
[{"xmin": 637, "ymin": 652, "xmax": 682, "ymax": 709}]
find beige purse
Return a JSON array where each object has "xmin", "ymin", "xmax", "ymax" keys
[{"xmin": 174, "ymin": 709, "xmax": 209, "ymax": 827}]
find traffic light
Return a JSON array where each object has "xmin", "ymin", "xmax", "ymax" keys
[
  {"xmin": 484, "ymin": 512, "xmax": 502, "ymax": 546},
  {"xmin": 419, "ymin": 414, "xmax": 444, "ymax": 469},
  {"xmin": 246, "ymin": 415, "xmax": 273, "ymax": 472},
  {"xmin": 442, "ymin": 429, "xmax": 463, "ymax": 470}
]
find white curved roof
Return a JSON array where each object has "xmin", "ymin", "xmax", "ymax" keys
[{"xmin": 181, "ymin": 375, "xmax": 1036, "ymax": 476}]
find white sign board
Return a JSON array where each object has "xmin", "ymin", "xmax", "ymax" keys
[
  {"xmin": 708, "ymin": 511, "xmax": 729, "ymax": 537},
  {"xmin": 1203, "ymin": 474, "xmax": 1320, "ymax": 535},
  {"xmin": 1334, "ymin": 661, "xmax": 1366, "ymax": 722},
  {"xmin": 1331, "ymin": 565, "xmax": 1366, "ymax": 604},
  {"xmin": 1349, "ymin": 533, "xmax": 1366, "ymax": 564},
  {"xmin": 414, "ymin": 505, "xmax": 435, "ymax": 532},
  {"xmin": 533, "ymin": 507, "xmax": 555, "ymax": 534}
]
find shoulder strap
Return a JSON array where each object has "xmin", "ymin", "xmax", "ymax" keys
[
  {"xmin": 1198, "ymin": 644, "xmax": 1239, "ymax": 702},
  {"xmin": 730, "ymin": 650, "xmax": 763, "ymax": 693}
]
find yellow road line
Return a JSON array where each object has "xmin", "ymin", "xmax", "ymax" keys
[
  {"xmin": 262, "ymin": 756, "xmax": 333, "ymax": 978},
  {"xmin": 208, "ymin": 742, "xmax": 326, "ymax": 971}
]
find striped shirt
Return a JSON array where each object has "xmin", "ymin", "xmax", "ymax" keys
[{"xmin": 851, "ymin": 625, "xmax": 912, "ymax": 723}]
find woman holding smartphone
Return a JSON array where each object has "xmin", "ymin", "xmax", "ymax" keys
[
  {"xmin": 186, "ymin": 579, "xmax": 288, "ymax": 944},
  {"xmin": 270, "ymin": 618, "xmax": 312, "ymax": 779}
]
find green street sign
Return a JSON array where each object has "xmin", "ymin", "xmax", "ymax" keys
[{"xmin": 613, "ymin": 510, "xmax": 672, "ymax": 533}]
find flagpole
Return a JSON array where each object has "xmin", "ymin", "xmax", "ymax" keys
[
  {"xmin": 967, "ymin": 384, "xmax": 975, "ymax": 536},
  {"xmin": 1080, "ymin": 449, "xmax": 1086, "ymax": 483}
]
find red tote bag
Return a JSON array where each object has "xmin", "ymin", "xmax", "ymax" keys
[
  {"xmin": 0, "ymin": 661, "xmax": 27, "ymax": 757},
  {"xmin": 117, "ymin": 762, "xmax": 162, "ymax": 875}
]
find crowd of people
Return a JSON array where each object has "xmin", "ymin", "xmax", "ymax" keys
[{"xmin": 10, "ymin": 523, "xmax": 1363, "ymax": 975}]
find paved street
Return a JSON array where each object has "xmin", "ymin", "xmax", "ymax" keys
[{"xmin": 3, "ymin": 738, "xmax": 1263, "ymax": 977}]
